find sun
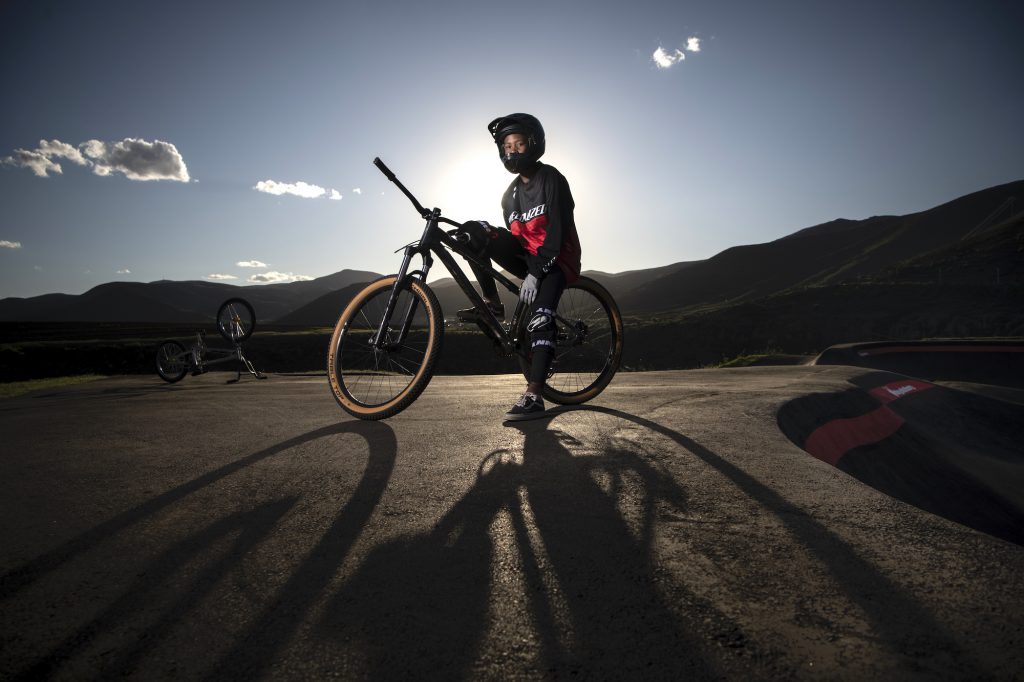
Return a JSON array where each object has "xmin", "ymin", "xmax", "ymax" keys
[{"xmin": 434, "ymin": 148, "xmax": 510, "ymax": 225}]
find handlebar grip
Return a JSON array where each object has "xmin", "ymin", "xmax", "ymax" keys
[{"xmin": 373, "ymin": 157, "xmax": 396, "ymax": 181}]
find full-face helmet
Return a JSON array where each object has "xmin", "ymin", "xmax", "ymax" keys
[{"xmin": 487, "ymin": 113, "xmax": 545, "ymax": 174}]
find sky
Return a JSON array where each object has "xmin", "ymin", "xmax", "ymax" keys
[{"xmin": 1, "ymin": 0, "xmax": 1022, "ymax": 299}]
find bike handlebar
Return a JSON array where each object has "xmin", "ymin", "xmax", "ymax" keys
[
  {"xmin": 373, "ymin": 157, "xmax": 431, "ymax": 219},
  {"xmin": 372, "ymin": 157, "xmax": 396, "ymax": 182},
  {"xmin": 373, "ymin": 158, "xmax": 466, "ymax": 231}
]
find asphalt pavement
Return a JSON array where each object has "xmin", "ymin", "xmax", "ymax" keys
[{"xmin": 1, "ymin": 368, "xmax": 1022, "ymax": 680}]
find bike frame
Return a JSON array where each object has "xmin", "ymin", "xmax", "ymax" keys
[
  {"xmin": 188, "ymin": 331, "xmax": 264, "ymax": 379},
  {"xmin": 372, "ymin": 158, "xmax": 529, "ymax": 357}
]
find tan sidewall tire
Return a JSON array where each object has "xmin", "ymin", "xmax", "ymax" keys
[{"xmin": 327, "ymin": 276, "xmax": 443, "ymax": 419}]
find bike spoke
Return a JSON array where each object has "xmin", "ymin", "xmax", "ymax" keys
[
  {"xmin": 334, "ymin": 284, "xmax": 435, "ymax": 408},
  {"xmin": 523, "ymin": 279, "xmax": 621, "ymax": 402}
]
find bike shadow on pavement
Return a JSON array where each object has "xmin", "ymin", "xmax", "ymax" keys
[
  {"xmin": 314, "ymin": 410, "xmax": 751, "ymax": 679},
  {"xmin": 4, "ymin": 419, "xmax": 397, "ymax": 680},
  {"xmin": 576, "ymin": 405, "xmax": 986, "ymax": 677},
  {"xmin": 0, "ymin": 420, "xmax": 396, "ymax": 604}
]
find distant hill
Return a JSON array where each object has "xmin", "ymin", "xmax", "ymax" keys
[
  {"xmin": 425, "ymin": 262, "xmax": 698, "ymax": 321},
  {"xmin": 2, "ymin": 180, "xmax": 1021, "ymax": 328},
  {"xmin": 3, "ymin": 206, "xmax": 1021, "ymax": 381},
  {"xmin": 877, "ymin": 207, "xmax": 1024, "ymax": 286},
  {"xmin": 581, "ymin": 262, "xmax": 698, "ymax": 302},
  {"xmin": 274, "ymin": 281, "xmax": 379, "ymax": 326},
  {"xmin": 618, "ymin": 180, "xmax": 1024, "ymax": 315},
  {"xmin": 0, "ymin": 269, "xmax": 380, "ymax": 323},
  {"xmin": 623, "ymin": 214, "xmax": 1024, "ymax": 369}
]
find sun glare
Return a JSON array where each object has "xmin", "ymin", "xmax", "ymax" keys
[{"xmin": 435, "ymin": 150, "xmax": 510, "ymax": 225}]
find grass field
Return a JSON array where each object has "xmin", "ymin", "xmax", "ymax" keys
[{"xmin": 0, "ymin": 374, "xmax": 106, "ymax": 399}]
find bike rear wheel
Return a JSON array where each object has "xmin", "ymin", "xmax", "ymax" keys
[
  {"xmin": 328, "ymin": 276, "xmax": 444, "ymax": 420},
  {"xmin": 217, "ymin": 298, "xmax": 256, "ymax": 343},
  {"xmin": 517, "ymin": 276, "xmax": 623, "ymax": 405},
  {"xmin": 156, "ymin": 340, "xmax": 189, "ymax": 383}
]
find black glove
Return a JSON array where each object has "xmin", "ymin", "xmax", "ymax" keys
[{"xmin": 460, "ymin": 220, "xmax": 495, "ymax": 255}]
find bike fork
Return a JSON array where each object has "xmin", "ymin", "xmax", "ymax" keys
[{"xmin": 374, "ymin": 244, "xmax": 433, "ymax": 348}]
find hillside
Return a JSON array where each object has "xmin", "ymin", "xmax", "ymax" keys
[
  {"xmin": 0, "ymin": 269, "xmax": 380, "ymax": 323},
  {"xmin": 274, "ymin": 281, "xmax": 379, "ymax": 326},
  {"xmin": 3, "ymin": 216, "xmax": 1020, "ymax": 381},
  {"xmin": 623, "ymin": 215, "xmax": 1024, "ymax": 368},
  {"xmin": 618, "ymin": 180, "xmax": 1024, "ymax": 315},
  {"xmin": 1, "ymin": 180, "xmax": 1021, "ymax": 329},
  {"xmin": 877, "ymin": 209, "xmax": 1024, "ymax": 286}
]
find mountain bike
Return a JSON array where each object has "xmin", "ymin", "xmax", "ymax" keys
[
  {"xmin": 155, "ymin": 298, "xmax": 266, "ymax": 383},
  {"xmin": 327, "ymin": 158, "xmax": 623, "ymax": 420}
]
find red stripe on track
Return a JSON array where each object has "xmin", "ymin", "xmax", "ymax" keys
[
  {"xmin": 803, "ymin": 380, "xmax": 936, "ymax": 465},
  {"xmin": 805, "ymin": 408, "xmax": 905, "ymax": 466},
  {"xmin": 858, "ymin": 345, "xmax": 1024, "ymax": 356}
]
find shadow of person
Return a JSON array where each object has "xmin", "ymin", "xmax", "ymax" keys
[
  {"xmin": 580, "ymin": 404, "xmax": 985, "ymax": 676},
  {"xmin": 317, "ymin": 414, "xmax": 732, "ymax": 679},
  {"xmin": 506, "ymin": 419, "xmax": 720, "ymax": 678}
]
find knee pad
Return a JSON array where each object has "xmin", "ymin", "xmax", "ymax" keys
[{"xmin": 529, "ymin": 307, "xmax": 556, "ymax": 350}]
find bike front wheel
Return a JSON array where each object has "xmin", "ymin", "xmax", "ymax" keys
[
  {"xmin": 517, "ymin": 276, "xmax": 623, "ymax": 405},
  {"xmin": 155, "ymin": 340, "xmax": 189, "ymax": 383},
  {"xmin": 328, "ymin": 276, "xmax": 444, "ymax": 420},
  {"xmin": 217, "ymin": 298, "xmax": 256, "ymax": 343}
]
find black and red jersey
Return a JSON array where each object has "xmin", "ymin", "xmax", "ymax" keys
[{"xmin": 501, "ymin": 163, "xmax": 582, "ymax": 283}]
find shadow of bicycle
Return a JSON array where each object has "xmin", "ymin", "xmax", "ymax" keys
[
  {"xmin": 5, "ymin": 419, "xmax": 397, "ymax": 681},
  {"xmin": 315, "ymin": 411, "xmax": 740, "ymax": 679}
]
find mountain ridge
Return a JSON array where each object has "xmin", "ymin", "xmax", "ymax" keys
[{"xmin": 2, "ymin": 180, "xmax": 1021, "ymax": 325}]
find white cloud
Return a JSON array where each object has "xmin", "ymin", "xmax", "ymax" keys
[
  {"xmin": 236, "ymin": 260, "xmax": 268, "ymax": 268},
  {"xmin": 205, "ymin": 273, "xmax": 238, "ymax": 281},
  {"xmin": 1, "ymin": 139, "xmax": 90, "ymax": 178},
  {"xmin": 653, "ymin": 37, "xmax": 701, "ymax": 69},
  {"xmin": 116, "ymin": 268, "xmax": 131, "ymax": 274},
  {"xmin": 330, "ymin": 189, "xmax": 343, "ymax": 201},
  {"xmin": 254, "ymin": 179, "xmax": 326, "ymax": 199},
  {"xmin": 80, "ymin": 140, "xmax": 106, "ymax": 160},
  {"xmin": 1, "ymin": 240, "xmax": 22, "ymax": 249},
  {"xmin": 3, "ymin": 148, "xmax": 64, "ymax": 177},
  {"xmin": 83, "ymin": 138, "xmax": 190, "ymax": 182},
  {"xmin": 248, "ymin": 271, "xmax": 314, "ymax": 284},
  {"xmin": 40, "ymin": 140, "xmax": 88, "ymax": 165},
  {"xmin": 2, "ymin": 137, "xmax": 189, "ymax": 181},
  {"xmin": 653, "ymin": 47, "xmax": 685, "ymax": 68},
  {"xmin": 352, "ymin": 187, "xmax": 362, "ymax": 195}
]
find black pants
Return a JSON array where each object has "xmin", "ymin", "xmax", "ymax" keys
[{"xmin": 463, "ymin": 223, "xmax": 566, "ymax": 386}]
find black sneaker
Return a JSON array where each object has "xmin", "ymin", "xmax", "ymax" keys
[
  {"xmin": 504, "ymin": 392, "xmax": 545, "ymax": 421},
  {"xmin": 457, "ymin": 301, "xmax": 504, "ymax": 324}
]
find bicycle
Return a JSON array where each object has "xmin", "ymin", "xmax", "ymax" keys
[
  {"xmin": 327, "ymin": 158, "xmax": 623, "ymax": 420},
  {"xmin": 155, "ymin": 298, "xmax": 267, "ymax": 383}
]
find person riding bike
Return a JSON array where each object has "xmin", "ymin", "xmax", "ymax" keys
[{"xmin": 458, "ymin": 113, "xmax": 582, "ymax": 421}]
